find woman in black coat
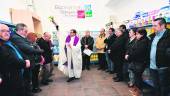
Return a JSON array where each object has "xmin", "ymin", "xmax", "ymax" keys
[
  {"xmin": 124, "ymin": 28, "xmax": 137, "ymax": 87},
  {"xmin": 125, "ymin": 28, "xmax": 149, "ymax": 95}
]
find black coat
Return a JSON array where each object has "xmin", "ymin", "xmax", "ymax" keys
[
  {"xmin": 37, "ymin": 38, "xmax": 53, "ymax": 64},
  {"xmin": 149, "ymin": 28, "xmax": 170, "ymax": 68},
  {"xmin": 128, "ymin": 36, "xmax": 149, "ymax": 66},
  {"xmin": 0, "ymin": 42, "xmax": 26, "ymax": 96},
  {"xmin": 10, "ymin": 33, "xmax": 43, "ymax": 67},
  {"xmin": 32, "ymin": 43, "xmax": 42, "ymax": 64},
  {"xmin": 110, "ymin": 35, "xmax": 126, "ymax": 61},
  {"xmin": 104, "ymin": 34, "xmax": 116, "ymax": 50},
  {"xmin": 81, "ymin": 36, "xmax": 94, "ymax": 51},
  {"xmin": 125, "ymin": 38, "xmax": 136, "ymax": 62}
]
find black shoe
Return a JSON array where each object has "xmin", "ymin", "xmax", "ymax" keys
[
  {"xmin": 41, "ymin": 81, "xmax": 49, "ymax": 85},
  {"xmin": 109, "ymin": 71, "xmax": 114, "ymax": 74},
  {"xmin": 32, "ymin": 88, "xmax": 42, "ymax": 93},
  {"xmin": 112, "ymin": 77, "xmax": 118, "ymax": 80},
  {"xmin": 74, "ymin": 77, "xmax": 80, "ymax": 80},
  {"xmin": 86, "ymin": 67, "xmax": 90, "ymax": 70},
  {"xmin": 67, "ymin": 77, "xmax": 75, "ymax": 82},
  {"xmin": 114, "ymin": 78, "xmax": 122, "ymax": 82},
  {"xmin": 102, "ymin": 68, "xmax": 106, "ymax": 71},
  {"xmin": 105, "ymin": 70, "xmax": 110, "ymax": 72},
  {"xmin": 47, "ymin": 79, "xmax": 53, "ymax": 82},
  {"xmin": 97, "ymin": 68, "xmax": 102, "ymax": 70}
]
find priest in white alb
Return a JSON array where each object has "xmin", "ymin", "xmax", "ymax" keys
[{"xmin": 58, "ymin": 29, "xmax": 82, "ymax": 82}]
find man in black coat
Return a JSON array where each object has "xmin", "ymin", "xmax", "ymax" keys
[
  {"xmin": 81, "ymin": 30, "xmax": 94, "ymax": 70},
  {"xmin": 10, "ymin": 23, "xmax": 43, "ymax": 96},
  {"xmin": 110, "ymin": 28, "xmax": 126, "ymax": 82},
  {"xmin": 149, "ymin": 18, "xmax": 170, "ymax": 96},
  {"xmin": 104, "ymin": 28, "xmax": 116, "ymax": 73},
  {"xmin": 0, "ymin": 24, "xmax": 30, "ymax": 96},
  {"xmin": 37, "ymin": 32, "xmax": 53, "ymax": 84}
]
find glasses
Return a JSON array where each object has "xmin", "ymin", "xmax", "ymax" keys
[{"xmin": 0, "ymin": 30, "xmax": 10, "ymax": 33}]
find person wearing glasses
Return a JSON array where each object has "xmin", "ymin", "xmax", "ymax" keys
[{"xmin": 0, "ymin": 24, "xmax": 30, "ymax": 96}]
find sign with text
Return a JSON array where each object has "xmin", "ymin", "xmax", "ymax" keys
[{"xmin": 54, "ymin": 4, "xmax": 93, "ymax": 19}]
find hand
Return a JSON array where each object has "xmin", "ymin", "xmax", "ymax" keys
[
  {"xmin": 108, "ymin": 50, "xmax": 111, "ymax": 53},
  {"xmin": 40, "ymin": 49, "xmax": 44, "ymax": 53},
  {"xmin": 40, "ymin": 56, "xmax": 45, "ymax": 65},
  {"xmin": 68, "ymin": 44, "xmax": 71, "ymax": 48},
  {"xmin": 0, "ymin": 78, "xmax": 2, "ymax": 84},
  {"xmin": 125, "ymin": 55, "xmax": 129, "ymax": 60},
  {"xmin": 85, "ymin": 45, "xmax": 88, "ymax": 49},
  {"xmin": 25, "ymin": 60, "xmax": 30, "ymax": 68}
]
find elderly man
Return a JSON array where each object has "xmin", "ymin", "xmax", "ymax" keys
[
  {"xmin": 37, "ymin": 32, "xmax": 53, "ymax": 85},
  {"xmin": 0, "ymin": 24, "xmax": 30, "ymax": 96},
  {"xmin": 81, "ymin": 30, "xmax": 94, "ymax": 70}
]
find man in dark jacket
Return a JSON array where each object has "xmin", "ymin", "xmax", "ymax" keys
[
  {"xmin": 81, "ymin": 30, "xmax": 94, "ymax": 70},
  {"xmin": 37, "ymin": 32, "xmax": 53, "ymax": 85},
  {"xmin": 104, "ymin": 28, "xmax": 116, "ymax": 73},
  {"xmin": 0, "ymin": 24, "xmax": 30, "ymax": 96},
  {"xmin": 10, "ymin": 23, "xmax": 43, "ymax": 96},
  {"xmin": 110, "ymin": 28, "xmax": 126, "ymax": 82},
  {"xmin": 149, "ymin": 18, "xmax": 170, "ymax": 96}
]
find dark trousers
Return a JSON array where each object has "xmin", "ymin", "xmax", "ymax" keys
[
  {"xmin": 82, "ymin": 54, "xmax": 90, "ymax": 69},
  {"xmin": 0, "ymin": 72, "xmax": 25, "ymax": 96},
  {"xmin": 134, "ymin": 71, "xmax": 143, "ymax": 90},
  {"xmin": 32, "ymin": 64, "xmax": 40, "ymax": 89},
  {"xmin": 114, "ymin": 59, "xmax": 123, "ymax": 80},
  {"xmin": 41, "ymin": 64, "xmax": 50, "ymax": 83},
  {"xmin": 98, "ymin": 53, "xmax": 107, "ymax": 70},
  {"xmin": 123, "ymin": 63, "xmax": 129, "ymax": 81},
  {"xmin": 150, "ymin": 68, "xmax": 170, "ymax": 96},
  {"xmin": 23, "ymin": 68, "xmax": 32, "ymax": 96}
]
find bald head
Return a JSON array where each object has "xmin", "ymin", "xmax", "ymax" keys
[
  {"xmin": 85, "ymin": 30, "xmax": 90, "ymax": 37},
  {"xmin": 0, "ymin": 24, "xmax": 10, "ymax": 41},
  {"xmin": 43, "ymin": 32, "xmax": 51, "ymax": 41},
  {"xmin": 100, "ymin": 28, "xmax": 105, "ymax": 35},
  {"xmin": 0, "ymin": 24, "xmax": 9, "ymax": 30}
]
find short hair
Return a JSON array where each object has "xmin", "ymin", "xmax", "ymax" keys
[
  {"xmin": 119, "ymin": 24, "xmax": 126, "ymax": 30},
  {"xmin": 71, "ymin": 29, "xmax": 77, "ymax": 34},
  {"xmin": 109, "ymin": 28, "xmax": 115, "ymax": 32},
  {"xmin": 16, "ymin": 23, "xmax": 27, "ymax": 31},
  {"xmin": 44, "ymin": 32, "xmax": 49, "ymax": 35},
  {"xmin": 137, "ymin": 28, "xmax": 147, "ymax": 37},
  {"xmin": 130, "ymin": 27, "xmax": 138, "ymax": 34},
  {"xmin": 27, "ymin": 32, "xmax": 37, "ymax": 42},
  {"xmin": 154, "ymin": 18, "xmax": 166, "ymax": 26}
]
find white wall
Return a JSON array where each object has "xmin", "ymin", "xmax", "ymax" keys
[
  {"xmin": 34, "ymin": 0, "xmax": 112, "ymax": 33},
  {"xmin": 0, "ymin": 0, "xmax": 27, "ymax": 22}
]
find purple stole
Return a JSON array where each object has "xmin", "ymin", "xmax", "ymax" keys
[
  {"xmin": 65, "ymin": 35, "xmax": 79, "ymax": 46},
  {"xmin": 64, "ymin": 35, "xmax": 79, "ymax": 69}
]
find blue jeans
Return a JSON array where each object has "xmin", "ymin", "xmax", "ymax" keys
[
  {"xmin": 105, "ymin": 52, "xmax": 113, "ymax": 71},
  {"xmin": 128, "ymin": 69, "xmax": 135, "ymax": 85}
]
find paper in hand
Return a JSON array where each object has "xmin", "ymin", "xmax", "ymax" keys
[{"xmin": 83, "ymin": 49, "xmax": 93, "ymax": 56}]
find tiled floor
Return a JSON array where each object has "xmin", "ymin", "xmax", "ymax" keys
[{"xmin": 36, "ymin": 66, "xmax": 131, "ymax": 96}]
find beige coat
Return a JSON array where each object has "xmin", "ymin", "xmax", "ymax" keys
[{"xmin": 95, "ymin": 36, "xmax": 106, "ymax": 53}]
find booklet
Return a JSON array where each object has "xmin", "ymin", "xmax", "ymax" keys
[{"xmin": 83, "ymin": 49, "xmax": 93, "ymax": 56}]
